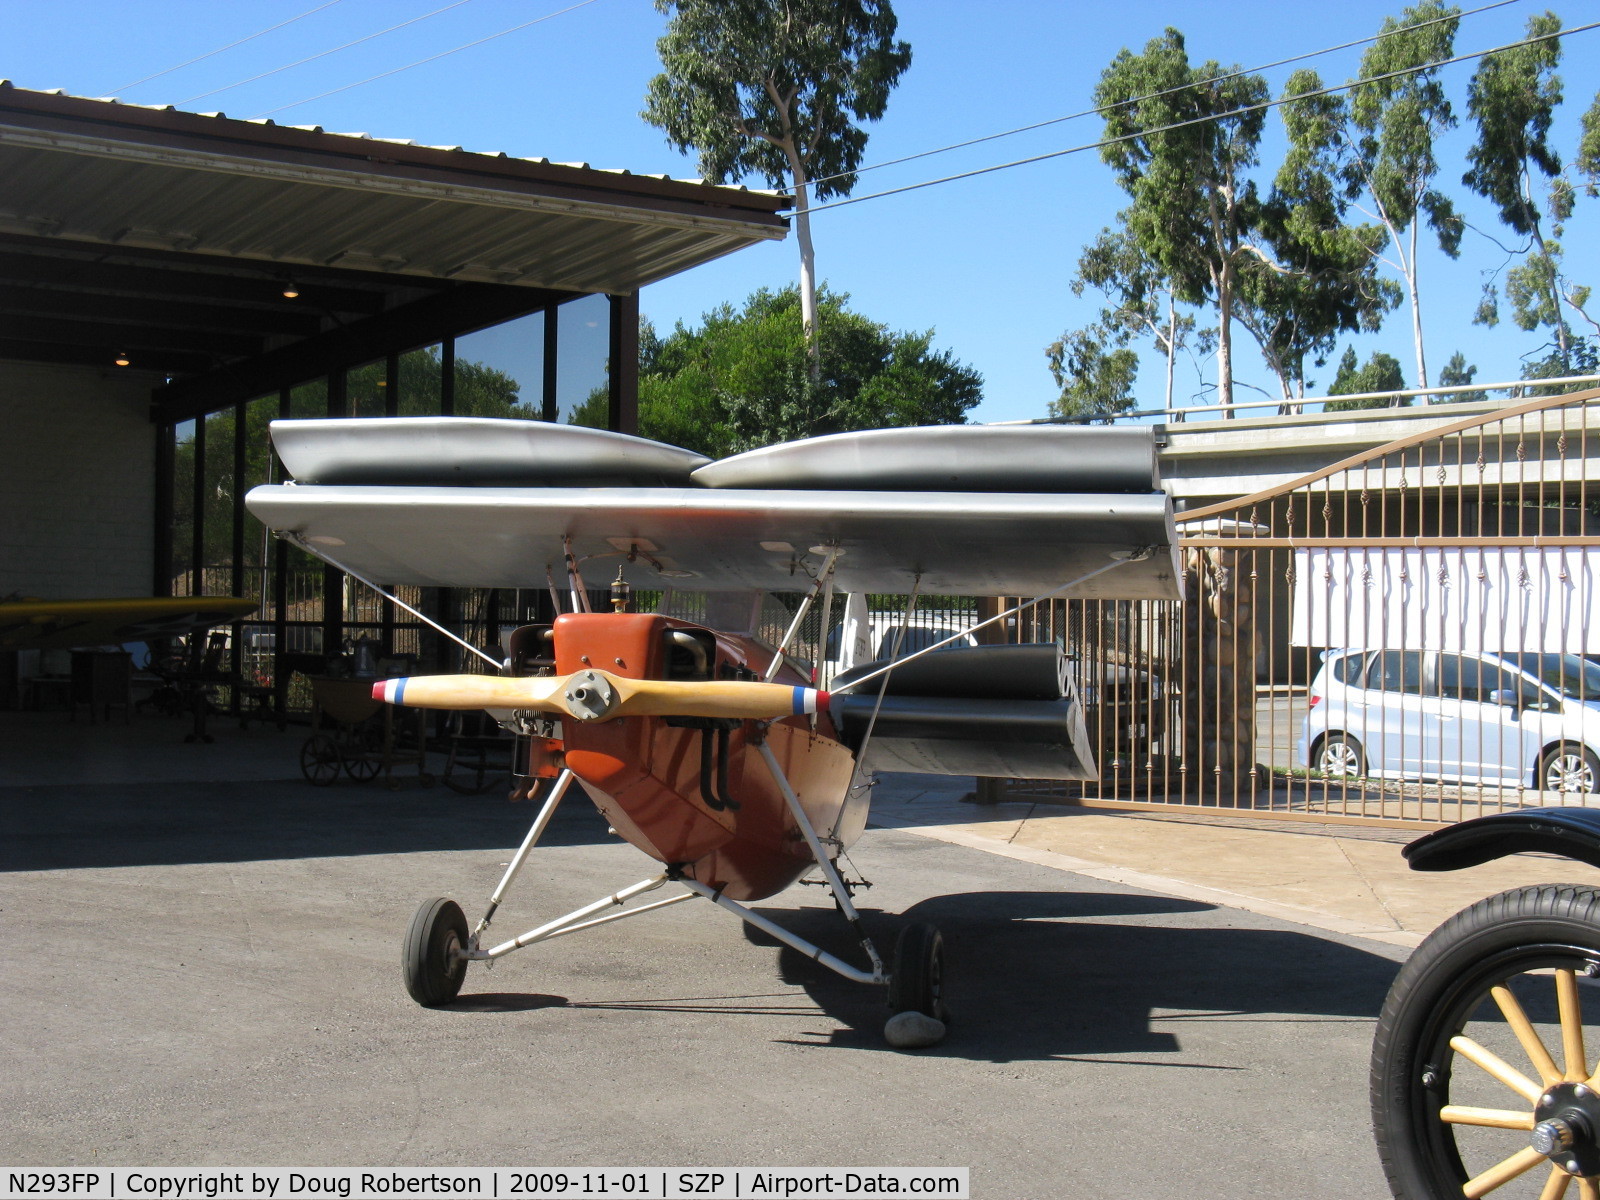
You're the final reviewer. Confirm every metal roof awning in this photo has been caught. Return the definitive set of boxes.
[0,83,789,416]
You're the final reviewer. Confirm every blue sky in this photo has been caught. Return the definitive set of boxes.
[5,0,1600,424]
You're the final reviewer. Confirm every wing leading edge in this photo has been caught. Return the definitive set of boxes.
[246,483,1180,598]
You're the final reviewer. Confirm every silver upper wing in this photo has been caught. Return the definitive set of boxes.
[246,420,1182,599]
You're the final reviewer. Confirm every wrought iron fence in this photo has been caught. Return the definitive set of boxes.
[1003,384,1600,827]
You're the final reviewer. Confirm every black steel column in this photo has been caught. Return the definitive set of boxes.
[273,388,290,717]
[608,293,639,434]
[152,421,174,597]
[542,304,559,422]
[190,417,206,599]
[230,398,248,701]
[321,371,346,658]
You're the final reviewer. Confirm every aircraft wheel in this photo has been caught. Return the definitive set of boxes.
[299,735,341,786]
[1540,745,1600,794]
[403,897,469,1007]
[888,921,947,1021]
[1371,885,1600,1200]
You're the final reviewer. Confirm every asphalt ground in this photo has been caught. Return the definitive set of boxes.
[0,759,1403,1199]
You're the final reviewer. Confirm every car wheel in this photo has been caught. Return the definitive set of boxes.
[1371,885,1600,1199]
[1316,733,1366,778]
[1539,745,1600,794]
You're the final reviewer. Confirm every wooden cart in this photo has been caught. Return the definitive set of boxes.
[301,675,433,789]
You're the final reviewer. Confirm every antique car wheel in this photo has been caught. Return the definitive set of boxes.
[1372,885,1600,1199]
[402,897,469,1007]
[1540,745,1600,794]
[340,727,383,783]
[888,921,947,1022]
[299,734,342,786]
[1316,732,1366,779]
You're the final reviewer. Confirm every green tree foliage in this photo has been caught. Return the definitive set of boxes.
[1094,28,1270,414]
[1463,12,1575,368]
[1438,349,1485,403]
[1045,326,1140,421]
[642,0,911,373]
[569,287,981,456]
[1278,4,1462,390]
[1053,225,1201,413]
[1238,68,1399,408]
[1325,346,1408,410]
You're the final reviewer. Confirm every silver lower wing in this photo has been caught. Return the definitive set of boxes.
[245,484,1182,599]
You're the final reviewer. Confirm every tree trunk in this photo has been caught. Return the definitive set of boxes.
[1163,292,1177,412]
[1216,259,1235,417]
[784,148,822,384]
[1406,220,1429,397]
[1181,543,1260,804]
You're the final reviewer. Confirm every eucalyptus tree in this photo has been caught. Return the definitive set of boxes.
[1463,11,1573,369]
[1239,70,1399,409]
[1045,324,1141,421]
[642,0,911,378]
[1306,2,1463,392]
[1325,346,1408,411]
[1056,225,1201,413]
[1094,29,1270,414]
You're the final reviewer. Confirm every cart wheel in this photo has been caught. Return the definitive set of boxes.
[403,897,469,1007]
[299,735,342,786]
[444,761,492,795]
[339,728,382,783]
[1371,885,1600,1199]
[887,921,947,1022]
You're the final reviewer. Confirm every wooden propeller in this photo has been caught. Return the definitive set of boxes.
[371,670,829,723]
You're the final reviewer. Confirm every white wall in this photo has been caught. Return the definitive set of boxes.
[0,362,156,597]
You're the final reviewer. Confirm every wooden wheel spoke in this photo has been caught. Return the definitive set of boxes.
[1440,1105,1536,1130]
[1495,984,1564,1085]
[1453,1034,1549,1104]
[1557,969,1589,1081]
[1540,1167,1573,1200]
[1465,1147,1553,1197]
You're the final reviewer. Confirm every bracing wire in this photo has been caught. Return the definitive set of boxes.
[792,19,1600,217]
[109,0,346,95]
[794,0,1520,199]
[249,0,605,119]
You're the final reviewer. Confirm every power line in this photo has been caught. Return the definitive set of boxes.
[177,0,478,107]
[794,18,1600,218]
[109,0,346,94]
[798,0,1520,198]
[249,0,605,119]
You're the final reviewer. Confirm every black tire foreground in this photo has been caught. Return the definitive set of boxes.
[1372,885,1600,1199]
[404,896,469,1007]
[888,921,947,1024]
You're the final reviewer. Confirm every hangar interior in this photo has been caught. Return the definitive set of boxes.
[0,82,786,713]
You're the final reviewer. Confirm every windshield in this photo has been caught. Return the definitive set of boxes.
[1494,652,1600,700]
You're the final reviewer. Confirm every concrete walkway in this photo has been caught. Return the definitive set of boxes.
[869,776,1599,950]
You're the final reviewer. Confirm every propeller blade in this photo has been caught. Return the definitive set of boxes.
[372,670,828,723]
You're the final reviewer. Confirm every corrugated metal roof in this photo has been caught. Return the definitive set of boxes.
[0,82,788,295]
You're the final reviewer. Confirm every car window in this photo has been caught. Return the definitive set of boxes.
[1495,652,1600,701]
[1365,650,1424,695]
[1437,654,1513,702]
[1330,652,1367,685]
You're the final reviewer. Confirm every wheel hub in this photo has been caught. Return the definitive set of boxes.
[1534,1081,1600,1177]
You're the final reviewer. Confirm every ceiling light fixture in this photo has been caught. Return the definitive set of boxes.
[114,351,131,367]
[281,278,301,299]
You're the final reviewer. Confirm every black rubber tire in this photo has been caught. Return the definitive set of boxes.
[299,734,341,786]
[1371,885,1600,1199]
[887,921,947,1022]
[1539,744,1600,794]
[402,897,469,1007]
[1315,732,1366,779]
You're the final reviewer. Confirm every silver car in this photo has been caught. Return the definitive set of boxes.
[1298,649,1600,791]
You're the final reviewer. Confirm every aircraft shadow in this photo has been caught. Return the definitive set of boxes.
[0,778,613,871]
[747,890,1401,1063]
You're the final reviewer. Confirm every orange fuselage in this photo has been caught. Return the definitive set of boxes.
[553,612,858,902]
